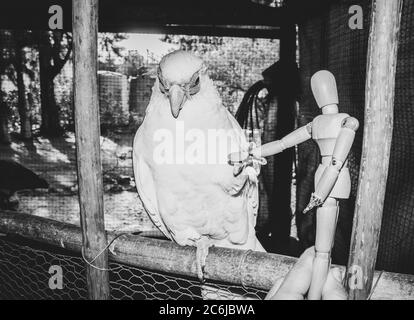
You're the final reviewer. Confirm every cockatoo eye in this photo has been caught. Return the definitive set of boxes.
[194,76,200,86]
[187,76,201,96]
[157,67,170,95]
[159,80,169,95]
[158,71,201,98]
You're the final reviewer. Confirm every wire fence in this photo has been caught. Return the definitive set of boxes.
[0,236,267,300]
[0,237,88,299]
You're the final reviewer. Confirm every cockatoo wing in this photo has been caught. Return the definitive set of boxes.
[216,108,262,250]
[133,127,172,240]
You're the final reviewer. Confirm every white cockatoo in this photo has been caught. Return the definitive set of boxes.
[133,50,265,281]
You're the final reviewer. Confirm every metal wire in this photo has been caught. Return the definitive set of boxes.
[0,237,267,300]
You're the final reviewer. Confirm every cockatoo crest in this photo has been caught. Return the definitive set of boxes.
[159,50,206,84]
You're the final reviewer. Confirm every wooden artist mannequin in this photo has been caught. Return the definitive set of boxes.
[229,70,359,300]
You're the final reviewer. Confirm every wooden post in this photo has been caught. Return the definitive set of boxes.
[72,0,110,299]
[346,0,403,300]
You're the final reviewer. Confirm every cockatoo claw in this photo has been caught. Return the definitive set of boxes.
[233,164,244,177]
[196,262,205,283]
[196,238,211,283]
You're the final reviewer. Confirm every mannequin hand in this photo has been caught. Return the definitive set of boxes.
[227,143,267,177]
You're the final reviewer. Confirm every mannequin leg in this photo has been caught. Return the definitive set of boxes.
[308,197,339,300]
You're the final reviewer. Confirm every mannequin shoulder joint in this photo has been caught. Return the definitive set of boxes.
[342,117,359,131]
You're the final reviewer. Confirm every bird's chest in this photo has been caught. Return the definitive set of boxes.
[142,119,234,214]
[142,110,238,170]
[148,160,231,242]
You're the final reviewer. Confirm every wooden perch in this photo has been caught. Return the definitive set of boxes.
[0,210,413,300]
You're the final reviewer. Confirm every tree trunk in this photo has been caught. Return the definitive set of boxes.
[15,34,31,140]
[0,31,10,144]
[40,76,61,136]
[39,31,62,137]
[0,97,11,145]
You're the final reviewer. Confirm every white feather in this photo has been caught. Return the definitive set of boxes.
[133,51,264,252]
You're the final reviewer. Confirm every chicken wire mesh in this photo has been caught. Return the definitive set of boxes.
[0,236,267,300]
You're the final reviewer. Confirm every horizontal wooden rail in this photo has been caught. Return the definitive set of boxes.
[0,210,413,300]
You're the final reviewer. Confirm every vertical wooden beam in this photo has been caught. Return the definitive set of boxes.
[346,0,403,300]
[72,0,110,299]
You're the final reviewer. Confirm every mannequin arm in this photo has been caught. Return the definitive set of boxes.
[304,117,359,213]
[252,122,313,158]
[228,123,312,164]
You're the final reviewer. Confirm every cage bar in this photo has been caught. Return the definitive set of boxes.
[346,0,404,300]
[72,0,110,299]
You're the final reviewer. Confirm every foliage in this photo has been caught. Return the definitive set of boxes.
[41,31,73,80]
[118,50,146,77]
[162,35,279,113]
[54,62,73,131]
[0,30,41,136]
[98,33,128,71]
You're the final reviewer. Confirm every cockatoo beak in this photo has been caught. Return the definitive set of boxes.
[169,84,186,118]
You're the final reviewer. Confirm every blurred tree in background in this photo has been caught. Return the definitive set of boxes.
[0,30,13,144]
[0,30,39,143]
[98,33,128,72]
[0,31,128,141]
[38,31,72,137]
[13,30,37,140]
[118,50,146,77]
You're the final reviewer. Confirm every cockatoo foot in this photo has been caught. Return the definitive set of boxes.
[196,238,211,283]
